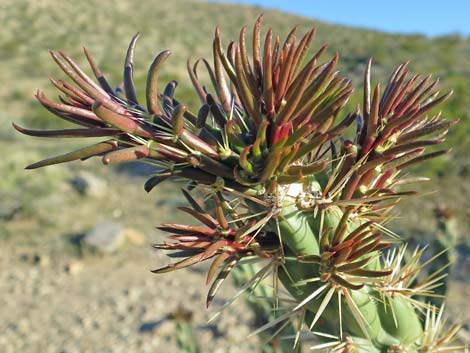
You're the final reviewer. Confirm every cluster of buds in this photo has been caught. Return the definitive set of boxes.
[151,191,279,307]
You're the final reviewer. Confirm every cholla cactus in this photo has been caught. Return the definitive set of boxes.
[15,16,465,353]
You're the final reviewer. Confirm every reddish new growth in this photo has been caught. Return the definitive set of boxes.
[152,192,279,306]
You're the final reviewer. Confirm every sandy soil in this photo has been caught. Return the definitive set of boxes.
[0,242,260,353]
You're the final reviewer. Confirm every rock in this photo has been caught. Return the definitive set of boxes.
[122,288,140,301]
[83,221,126,253]
[33,254,50,267]
[19,253,50,267]
[64,261,83,275]
[125,228,146,246]
[113,208,123,218]
[70,171,107,198]
[0,198,22,220]
[19,253,30,262]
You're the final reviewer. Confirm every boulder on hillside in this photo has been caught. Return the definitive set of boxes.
[70,171,107,198]
[83,221,126,254]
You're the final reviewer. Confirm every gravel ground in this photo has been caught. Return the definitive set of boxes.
[1,241,468,353]
[0,168,263,353]
[0,243,260,353]
[1,169,468,353]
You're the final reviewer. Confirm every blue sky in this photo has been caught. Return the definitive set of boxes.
[211,0,470,37]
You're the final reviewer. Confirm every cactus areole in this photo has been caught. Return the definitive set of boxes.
[16,16,463,353]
